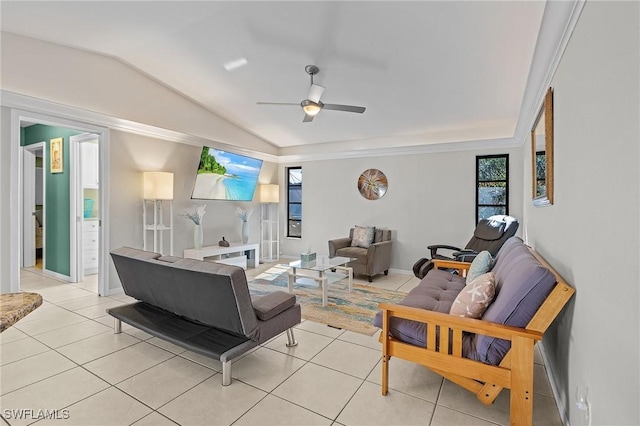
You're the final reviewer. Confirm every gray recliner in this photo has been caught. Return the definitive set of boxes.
[412,215,519,279]
[329,228,392,282]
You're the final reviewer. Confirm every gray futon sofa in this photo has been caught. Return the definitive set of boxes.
[108,247,301,385]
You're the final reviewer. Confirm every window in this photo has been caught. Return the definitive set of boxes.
[287,167,302,238]
[535,150,546,197]
[476,154,509,223]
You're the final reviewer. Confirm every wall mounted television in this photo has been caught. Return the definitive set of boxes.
[191,147,263,201]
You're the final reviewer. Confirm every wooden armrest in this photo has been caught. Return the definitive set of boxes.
[378,303,542,342]
[430,258,471,269]
[430,258,472,276]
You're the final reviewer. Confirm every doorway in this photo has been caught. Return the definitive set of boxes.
[12,110,109,296]
[22,142,45,270]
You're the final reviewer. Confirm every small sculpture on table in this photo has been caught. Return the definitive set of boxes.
[218,237,230,247]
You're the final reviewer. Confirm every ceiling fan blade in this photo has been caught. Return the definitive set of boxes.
[322,104,366,113]
[256,102,299,106]
[302,114,315,123]
[307,84,325,103]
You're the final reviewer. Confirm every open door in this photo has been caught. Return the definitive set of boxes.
[22,142,45,268]
[70,133,100,288]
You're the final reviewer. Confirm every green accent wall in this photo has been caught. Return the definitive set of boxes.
[22,125,82,276]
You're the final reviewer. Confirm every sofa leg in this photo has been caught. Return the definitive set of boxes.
[368,276,373,283]
[114,318,122,334]
[222,361,232,386]
[384,270,389,275]
[286,328,298,347]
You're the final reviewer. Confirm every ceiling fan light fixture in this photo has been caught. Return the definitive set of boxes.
[301,100,322,116]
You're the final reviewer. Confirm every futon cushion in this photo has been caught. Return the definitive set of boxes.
[466,251,493,283]
[252,291,296,321]
[351,226,376,248]
[373,270,465,346]
[470,238,557,365]
[450,272,496,319]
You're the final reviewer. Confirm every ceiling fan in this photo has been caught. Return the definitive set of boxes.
[257,65,366,122]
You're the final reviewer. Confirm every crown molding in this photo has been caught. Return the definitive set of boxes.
[1,90,280,164]
[513,0,586,147]
[276,137,519,164]
[2,90,522,163]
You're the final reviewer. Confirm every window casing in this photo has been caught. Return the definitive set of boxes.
[476,154,509,223]
[287,167,302,238]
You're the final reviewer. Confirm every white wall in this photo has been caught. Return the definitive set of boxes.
[523,2,639,424]
[280,146,523,272]
[108,130,276,290]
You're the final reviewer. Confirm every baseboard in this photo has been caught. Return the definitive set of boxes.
[539,341,571,426]
[106,286,125,297]
[43,269,71,283]
[388,268,413,276]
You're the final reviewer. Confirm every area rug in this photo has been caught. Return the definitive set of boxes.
[248,267,406,336]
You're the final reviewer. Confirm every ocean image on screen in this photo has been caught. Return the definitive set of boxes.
[191,147,263,201]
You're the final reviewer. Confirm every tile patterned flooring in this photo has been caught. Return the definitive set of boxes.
[0,265,563,425]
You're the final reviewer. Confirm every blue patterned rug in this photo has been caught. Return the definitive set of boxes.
[248,267,406,335]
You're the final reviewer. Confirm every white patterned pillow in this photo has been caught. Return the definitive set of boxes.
[450,272,496,319]
[351,226,376,248]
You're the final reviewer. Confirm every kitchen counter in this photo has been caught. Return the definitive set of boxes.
[0,292,43,332]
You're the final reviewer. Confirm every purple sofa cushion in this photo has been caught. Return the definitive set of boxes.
[373,270,465,346]
[469,237,557,365]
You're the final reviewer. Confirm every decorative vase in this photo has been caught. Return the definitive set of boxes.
[194,224,203,250]
[241,221,249,244]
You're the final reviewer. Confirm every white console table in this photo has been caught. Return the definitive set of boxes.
[183,243,260,269]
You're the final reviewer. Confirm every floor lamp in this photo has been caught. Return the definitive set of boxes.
[259,184,279,262]
[143,171,174,255]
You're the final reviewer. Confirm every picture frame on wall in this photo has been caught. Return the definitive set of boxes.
[530,87,554,207]
[50,137,63,173]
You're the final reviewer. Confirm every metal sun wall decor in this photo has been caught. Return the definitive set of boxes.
[358,169,388,200]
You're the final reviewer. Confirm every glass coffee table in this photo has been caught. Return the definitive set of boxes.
[285,256,354,307]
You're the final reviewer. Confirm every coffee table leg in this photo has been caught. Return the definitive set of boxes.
[320,274,328,307]
[347,267,353,292]
[288,267,296,293]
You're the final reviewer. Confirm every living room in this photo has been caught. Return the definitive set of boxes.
[1,1,638,425]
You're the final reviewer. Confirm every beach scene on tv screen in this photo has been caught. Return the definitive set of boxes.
[192,148,263,201]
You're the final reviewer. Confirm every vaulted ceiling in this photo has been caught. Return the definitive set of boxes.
[1,1,548,152]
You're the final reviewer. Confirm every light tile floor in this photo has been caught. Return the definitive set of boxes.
[0,265,562,426]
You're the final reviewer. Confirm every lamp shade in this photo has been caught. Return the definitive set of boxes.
[143,172,174,200]
[259,184,279,203]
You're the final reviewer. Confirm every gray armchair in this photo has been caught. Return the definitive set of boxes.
[328,228,392,282]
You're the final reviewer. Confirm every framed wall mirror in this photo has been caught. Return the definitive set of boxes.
[531,87,554,206]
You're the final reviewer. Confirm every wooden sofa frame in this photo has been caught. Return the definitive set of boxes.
[378,248,574,425]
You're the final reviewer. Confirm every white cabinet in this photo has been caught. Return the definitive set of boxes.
[143,199,173,255]
[83,220,99,274]
[80,142,99,188]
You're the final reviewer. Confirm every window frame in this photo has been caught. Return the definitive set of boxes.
[475,154,509,224]
[286,166,302,238]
